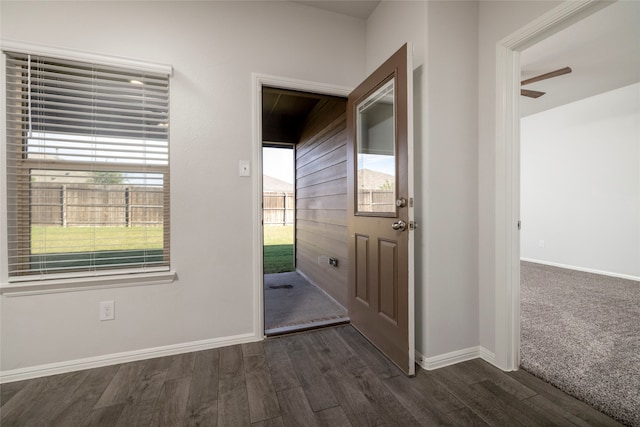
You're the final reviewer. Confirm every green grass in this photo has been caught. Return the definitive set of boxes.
[31,226,164,254]
[28,226,165,272]
[31,224,294,273]
[264,225,294,274]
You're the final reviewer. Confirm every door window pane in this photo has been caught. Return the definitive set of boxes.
[356,79,395,214]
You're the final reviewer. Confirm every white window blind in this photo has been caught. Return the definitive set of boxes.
[4,51,170,280]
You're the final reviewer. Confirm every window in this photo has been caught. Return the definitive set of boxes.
[4,51,171,281]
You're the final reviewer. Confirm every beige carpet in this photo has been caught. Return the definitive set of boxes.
[520,261,640,426]
[264,271,348,334]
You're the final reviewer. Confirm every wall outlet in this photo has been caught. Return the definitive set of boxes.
[539,240,545,248]
[99,300,115,321]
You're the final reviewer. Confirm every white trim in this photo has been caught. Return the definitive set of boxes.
[0,52,8,286]
[251,75,265,340]
[0,39,173,76]
[415,346,496,371]
[251,73,352,339]
[0,332,258,384]
[253,73,351,99]
[494,39,522,372]
[0,270,177,296]
[406,42,416,377]
[479,346,497,366]
[521,258,640,282]
[494,0,610,371]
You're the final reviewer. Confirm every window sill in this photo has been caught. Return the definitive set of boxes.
[0,270,177,297]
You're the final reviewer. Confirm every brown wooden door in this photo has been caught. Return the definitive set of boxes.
[347,44,415,375]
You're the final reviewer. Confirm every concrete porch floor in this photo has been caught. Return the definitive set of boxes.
[264,271,348,335]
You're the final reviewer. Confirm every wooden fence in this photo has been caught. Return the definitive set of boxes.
[31,183,164,227]
[32,186,391,227]
[263,191,294,225]
[357,190,395,212]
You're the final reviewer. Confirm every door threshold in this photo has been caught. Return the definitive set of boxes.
[265,318,350,337]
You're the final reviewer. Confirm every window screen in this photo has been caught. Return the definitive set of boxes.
[4,52,170,280]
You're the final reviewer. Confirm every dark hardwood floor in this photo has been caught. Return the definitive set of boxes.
[0,325,623,426]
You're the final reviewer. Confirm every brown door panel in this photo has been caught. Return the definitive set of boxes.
[348,44,413,375]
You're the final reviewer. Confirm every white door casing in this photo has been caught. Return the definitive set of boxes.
[494,0,611,370]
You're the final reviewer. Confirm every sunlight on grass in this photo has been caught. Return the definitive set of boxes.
[31,226,164,254]
[263,225,293,245]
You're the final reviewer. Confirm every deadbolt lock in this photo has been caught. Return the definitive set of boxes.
[395,198,407,208]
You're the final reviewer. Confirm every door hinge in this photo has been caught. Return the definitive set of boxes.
[518,220,521,230]
[409,221,418,230]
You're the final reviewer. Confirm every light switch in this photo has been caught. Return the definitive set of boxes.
[239,160,250,177]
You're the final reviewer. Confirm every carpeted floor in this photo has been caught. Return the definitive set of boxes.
[264,271,348,334]
[520,261,640,426]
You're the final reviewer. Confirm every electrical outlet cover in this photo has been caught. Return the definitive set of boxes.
[99,300,115,321]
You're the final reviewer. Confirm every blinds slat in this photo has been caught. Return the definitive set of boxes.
[7,79,169,101]
[8,105,168,121]
[6,55,169,83]
[20,71,169,91]
[19,115,168,131]
[10,119,169,136]
[6,134,169,149]
[6,87,169,111]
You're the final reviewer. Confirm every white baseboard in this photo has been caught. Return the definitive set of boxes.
[0,332,260,384]
[521,258,640,282]
[479,346,497,366]
[415,346,496,371]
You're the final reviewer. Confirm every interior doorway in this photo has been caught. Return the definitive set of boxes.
[261,86,349,336]
[517,3,640,424]
[493,0,611,371]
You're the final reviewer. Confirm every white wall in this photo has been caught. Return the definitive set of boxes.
[0,1,366,373]
[367,1,480,359]
[477,0,561,354]
[521,83,640,279]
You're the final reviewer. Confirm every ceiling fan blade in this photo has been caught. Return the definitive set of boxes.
[521,67,572,86]
[521,89,546,98]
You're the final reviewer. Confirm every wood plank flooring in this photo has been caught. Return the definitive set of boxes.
[0,325,624,426]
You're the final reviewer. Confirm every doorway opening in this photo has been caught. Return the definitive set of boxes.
[262,145,295,275]
[493,0,611,371]
[261,86,349,336]
[517,2,640,424]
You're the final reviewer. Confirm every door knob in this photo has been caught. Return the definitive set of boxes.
[391,220,406,231]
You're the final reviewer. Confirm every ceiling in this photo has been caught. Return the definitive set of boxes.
[520,1,640,117]
[288,1,639,118]
[262,87,346,144]
[293,0,380,19]
[262,87,321,144]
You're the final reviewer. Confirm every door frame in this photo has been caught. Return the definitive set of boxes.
[494,0,611,370]
[251,74,352,338]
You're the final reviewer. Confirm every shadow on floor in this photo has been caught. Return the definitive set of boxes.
[264,271,348,335]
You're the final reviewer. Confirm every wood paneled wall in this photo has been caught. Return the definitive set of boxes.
[295,98,348,308]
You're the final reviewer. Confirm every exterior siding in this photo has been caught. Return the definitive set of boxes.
[295,98,348,307]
